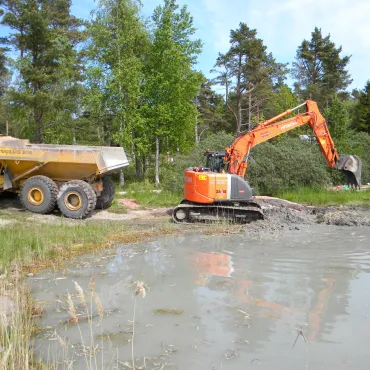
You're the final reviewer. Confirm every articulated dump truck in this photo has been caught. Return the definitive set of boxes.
[0,135,129,219]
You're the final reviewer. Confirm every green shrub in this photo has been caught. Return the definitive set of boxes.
[158,131,370,196]
[335,131,370,185]
[161,132,235,193]
[247,137,332,195]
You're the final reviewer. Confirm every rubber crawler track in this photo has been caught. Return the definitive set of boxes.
[172,201,264,224]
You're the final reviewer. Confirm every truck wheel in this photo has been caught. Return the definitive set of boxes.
[95,176,115,210]
[57,180,97,219]
[20,176,58,214]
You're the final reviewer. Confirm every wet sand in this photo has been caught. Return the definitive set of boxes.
[30,224,370,369]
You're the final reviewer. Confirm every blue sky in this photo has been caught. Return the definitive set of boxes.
[3,0,370,91]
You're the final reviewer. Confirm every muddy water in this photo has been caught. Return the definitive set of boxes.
[30,225,370,369]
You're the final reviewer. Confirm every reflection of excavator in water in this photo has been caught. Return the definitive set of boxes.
[193,250,335,342]
[172,100,362,223]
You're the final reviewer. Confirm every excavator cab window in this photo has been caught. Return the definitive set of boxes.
[205,152,227,173]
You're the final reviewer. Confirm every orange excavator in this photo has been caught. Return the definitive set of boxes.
[172,100,362,223]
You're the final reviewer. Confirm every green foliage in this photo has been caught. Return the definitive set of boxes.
[247,137,332,195]
[335,131,370,185]
[292,27,352,108]
[352,80,370,133]
[195,76,229,140]
[212,22,288,133]
[1,0,85,142]
[160,133,370,197]
[142,0,202,183]
[263,84,298,118]
[0,45,9,98]
[85,0,149,150]
[161,132,235,193]
[323,95,350,140]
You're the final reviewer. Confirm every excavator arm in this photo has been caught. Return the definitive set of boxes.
[225,100,362,188]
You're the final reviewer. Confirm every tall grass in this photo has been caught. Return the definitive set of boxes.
[0,221,129,272]
[277,187,370,206]
[0,280,35,370]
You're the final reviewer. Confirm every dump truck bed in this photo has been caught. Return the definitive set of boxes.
[0,136,129,190]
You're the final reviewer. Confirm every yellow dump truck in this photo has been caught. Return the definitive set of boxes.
[0,135,129,219]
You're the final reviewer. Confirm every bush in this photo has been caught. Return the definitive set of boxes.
[335,131,370,185]
[247,137,332,195]
[160,131,369,196]
[161,132,235,193]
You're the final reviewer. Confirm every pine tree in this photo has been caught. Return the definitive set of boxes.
[0,43,10,134]
[195,76,228,142]
[1,0,84,143]
[292,27,352,108]
[352,81,370,133]
[212,23,287,134]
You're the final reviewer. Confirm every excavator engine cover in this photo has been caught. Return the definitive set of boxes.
[184,169,254,203]
[172,169,263,224]
[335,154,362,189]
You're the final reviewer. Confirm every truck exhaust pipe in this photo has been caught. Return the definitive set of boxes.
[335,154,362,189]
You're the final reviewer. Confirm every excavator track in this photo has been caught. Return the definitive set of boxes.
[172,201,264,224]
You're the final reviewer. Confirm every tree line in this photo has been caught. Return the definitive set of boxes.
[0,0,369,186]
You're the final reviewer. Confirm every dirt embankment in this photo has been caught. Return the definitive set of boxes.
[1,193,370,231]
[255,196,370,227]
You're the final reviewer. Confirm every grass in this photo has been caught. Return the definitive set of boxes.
[277,187,370,206]
[0,217,182,274]
[116,180,182,207]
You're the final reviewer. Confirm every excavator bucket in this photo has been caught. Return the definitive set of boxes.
[335,154,362,189]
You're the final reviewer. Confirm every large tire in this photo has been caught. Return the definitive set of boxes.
[95,176,115,210]
[57,180,97,219]
[20,176,58,214]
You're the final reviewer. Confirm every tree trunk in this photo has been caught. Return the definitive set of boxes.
[144,156,150,177]
[195,115,199,144]
[155,136,160,187]
[119,169,125,188]
[248,92,252,131]
[135,157,143,179]
[103,120,111,146]
[237,98,242,134]
[35,116,41,143]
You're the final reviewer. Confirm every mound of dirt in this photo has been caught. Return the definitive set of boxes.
[246,197,370,239]
[314,207,370,227]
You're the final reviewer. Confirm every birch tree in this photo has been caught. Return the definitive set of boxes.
[142,0,202,186]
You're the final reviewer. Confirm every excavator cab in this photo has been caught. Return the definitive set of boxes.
[205,151,227,173]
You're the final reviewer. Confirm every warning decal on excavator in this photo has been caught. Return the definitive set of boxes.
[198,175,208,181]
